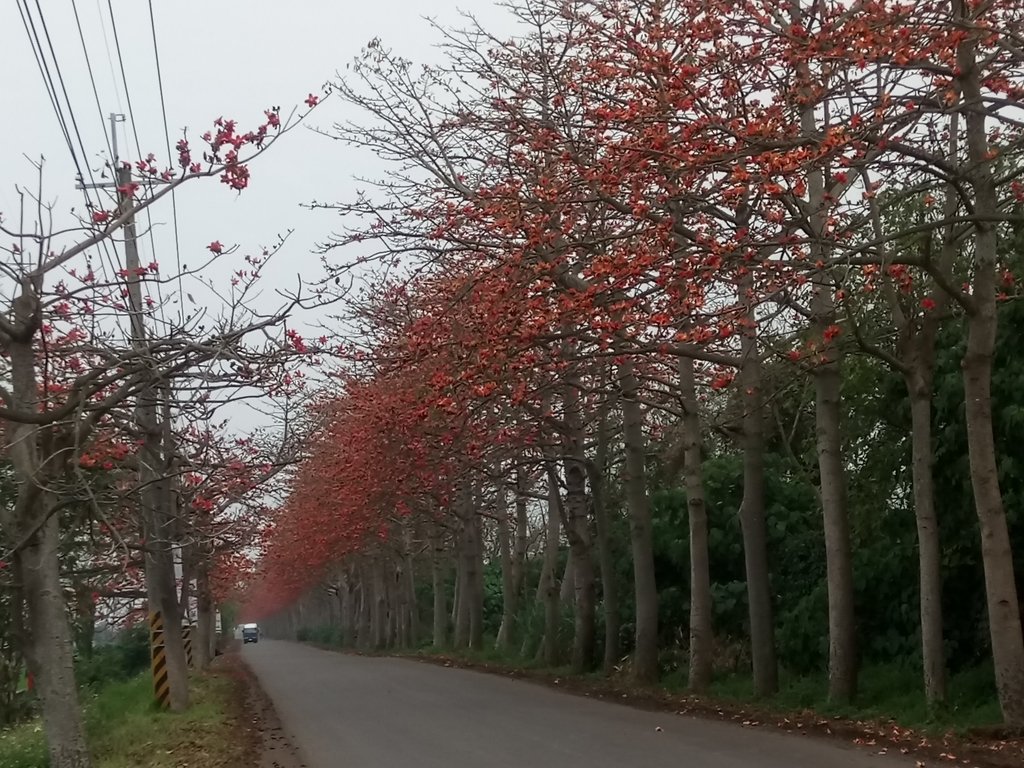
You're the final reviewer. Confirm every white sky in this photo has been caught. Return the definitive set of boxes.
[1,0,515,429]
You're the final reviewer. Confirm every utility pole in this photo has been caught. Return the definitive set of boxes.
[77,114,126,191]
[117,162,191,711]
[79,114,192,710]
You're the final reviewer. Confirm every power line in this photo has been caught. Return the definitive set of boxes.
[32,0,100,191]
[94,0,123,119]
[71,0,114,163]
[147,0,184,322]
[17,0,84,184]
[19,0,126,328]
[105,0,143,162]
[104,0,173,333]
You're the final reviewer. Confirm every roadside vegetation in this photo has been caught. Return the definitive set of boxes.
[0,669,241,768]
[251,0,1024,746]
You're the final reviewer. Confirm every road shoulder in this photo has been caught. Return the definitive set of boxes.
[220,650,306,768]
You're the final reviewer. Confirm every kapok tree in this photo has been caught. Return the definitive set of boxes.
[0,96,322,767]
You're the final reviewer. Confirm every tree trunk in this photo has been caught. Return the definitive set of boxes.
[453,518,470,649]
[142,502,190,711]
[194,554,215,670]
[466,509,485,651]
[393,565,405,649]
[963,310,1024,725]
[72,586,97,659]
[372,561,387,650]
[889,114,958,707]
[512,466,529,596]
[905,372,947,705]
[737,275,779,697]
[958,19,1024,724]
[559,550,575,604]
[588,453,620,677]
[678,355,714,693]
[811,298,858,703]
[20,512,92,768]
[431,528,448,648]
[496,487,518,654]
[541,464,562,667]
[451,545,464,642]
[619,360,659,684]
[5,296,92,768]
[563,384,596,673]
[590,392,621,676]
[791,0,857,703]
[138,386,190,711]
[340,568,356,648]
[405,543,419,648]
[357,569,372,650]
[812,312,858,705]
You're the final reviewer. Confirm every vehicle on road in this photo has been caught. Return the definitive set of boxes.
[242,623,260,644]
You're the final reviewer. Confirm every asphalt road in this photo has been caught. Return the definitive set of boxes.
[243,640,918,768]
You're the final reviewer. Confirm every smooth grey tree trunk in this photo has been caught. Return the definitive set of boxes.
[678,355,714,693]
[907,384,946,704]
[5,294,92,768]
[541,465,562,667]
[453,516,470,649]
[340,568,356,648]
[372,561,387,649]
[564,499,596,673]
[559,550,575,604]
[793,28,858,700]
[513,467,529,597]
[737,274,779,697]
[357,570,372,650]
[431,527,448,647]
[405,541,419,648]
[957,19,1024,725]
[563,384,596,673]
[588,436,621,677]
[194,554,215,670]
[20,512,91,768]
[495,487,518,654]
[619,360,659,683]
[466,509,485,651]
[811,283,858,704]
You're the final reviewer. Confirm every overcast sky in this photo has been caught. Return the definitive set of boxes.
[1,0,515,428]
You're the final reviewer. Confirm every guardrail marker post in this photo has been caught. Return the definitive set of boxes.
[182,625,193,668]
[149,611,170,708]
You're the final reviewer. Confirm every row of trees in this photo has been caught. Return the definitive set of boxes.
[247,0,1024,728]
[1,102,323,766]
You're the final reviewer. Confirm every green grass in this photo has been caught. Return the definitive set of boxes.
[675,662,1001,734]
[0,673,240,768]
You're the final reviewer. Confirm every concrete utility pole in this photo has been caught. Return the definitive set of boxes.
[79,116,191,710]
[116,162,191,710]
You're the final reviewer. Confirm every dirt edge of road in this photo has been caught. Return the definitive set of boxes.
[307,643,1022,768]
[216,647,307,768]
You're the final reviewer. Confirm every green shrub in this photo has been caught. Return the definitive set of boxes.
[296,625,342,646]
[76,627,150,691]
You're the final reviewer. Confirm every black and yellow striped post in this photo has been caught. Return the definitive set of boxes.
[182,625,193,668]
[149,611,170,708]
